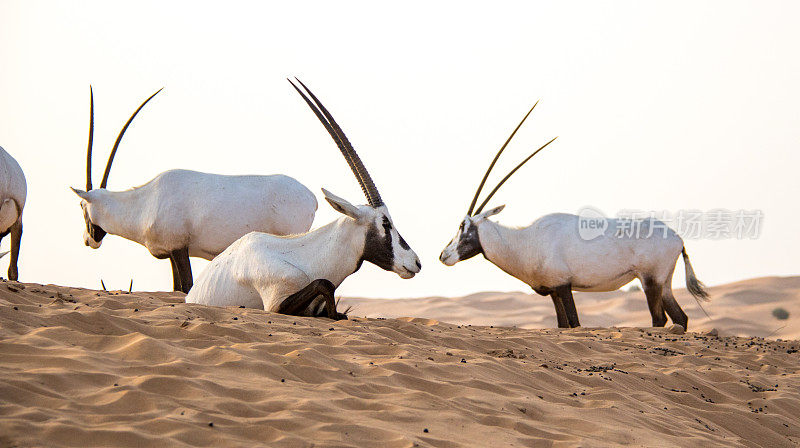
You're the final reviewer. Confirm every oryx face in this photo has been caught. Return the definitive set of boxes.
[363,205,420,279]
[73,192,106,248]
[440,205,505,266]
[323,189,421,279]
[440,216,482,266]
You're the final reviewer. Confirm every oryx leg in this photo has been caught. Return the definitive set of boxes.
[642,277,668,327]
[661,273,688,329]
[555,285,580,328]
[169,248,193,293]
[277,279,345,320]
[169,256,181,291]
[7,219,22,281]
[549,293,570,328]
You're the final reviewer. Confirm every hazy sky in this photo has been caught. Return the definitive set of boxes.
[1,1,798,298]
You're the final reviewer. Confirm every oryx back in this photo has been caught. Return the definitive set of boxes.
[134,169,317,259]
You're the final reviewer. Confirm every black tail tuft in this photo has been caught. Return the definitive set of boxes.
[682,248,710,302]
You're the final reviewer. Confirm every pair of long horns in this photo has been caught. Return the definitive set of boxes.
[288,78,383,208]
[86,86,163,191]
[467,101,558,216]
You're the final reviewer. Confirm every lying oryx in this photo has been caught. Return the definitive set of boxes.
[0,146,26,281]
[186,79,421,319]
[439,102,709,329]
[71,87,317,293]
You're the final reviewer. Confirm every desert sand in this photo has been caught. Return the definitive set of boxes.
[344,276,800,341]
[1,277,798,447]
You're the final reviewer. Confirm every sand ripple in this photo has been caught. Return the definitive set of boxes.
[0,280,798,447]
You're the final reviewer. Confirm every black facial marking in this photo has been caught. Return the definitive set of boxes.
[82,206,106,243]
[87,220,107,243]
[456,222,482,261]
[398,235,410,250]
[362,219,394,272]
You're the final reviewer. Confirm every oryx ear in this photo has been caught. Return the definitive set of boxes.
[0,251,7,259]
[474,205,505,220]
[70,187,94,201]
[322,188,362,220]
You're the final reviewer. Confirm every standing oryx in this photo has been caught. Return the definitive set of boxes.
[71,87,317,293]
[439,102,709,329]
[0,147,26,281]
[186,79,421,319]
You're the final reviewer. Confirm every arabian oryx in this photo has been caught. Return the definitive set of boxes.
[0,147,26,281]
[186,79,421,319]
[71,87,317,293]
[439,102,709,329]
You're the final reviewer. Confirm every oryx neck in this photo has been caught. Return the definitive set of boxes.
[89,188,146,244]
[477,219,529,280]
[295,216,366,287]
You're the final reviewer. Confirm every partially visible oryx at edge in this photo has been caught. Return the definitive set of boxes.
[439,102,709,330]
[186,79,421,319]
[0,146,26,281]
[71,87,317,293]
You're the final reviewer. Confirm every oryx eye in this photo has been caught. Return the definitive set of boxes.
[382,216,392,233]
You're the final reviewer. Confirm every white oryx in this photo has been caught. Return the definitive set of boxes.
[186,79,421,319]
[71,87,317,293]
[0,146,26,281]
[440,103,709,329]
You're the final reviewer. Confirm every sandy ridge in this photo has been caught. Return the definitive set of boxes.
[343,276,800,340]
[0,279,798,447]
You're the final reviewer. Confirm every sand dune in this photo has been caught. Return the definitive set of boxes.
[0,277,798,447]
[343,276,800,340]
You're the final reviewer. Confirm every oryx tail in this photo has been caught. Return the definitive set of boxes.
[682,247,710,302]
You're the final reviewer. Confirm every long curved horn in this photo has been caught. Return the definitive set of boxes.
[474,136,558,214]
[294,78,383,206]
[99,88,163,189]
[289,78,383,207]
[86,86,95,191]
[467,101,539,216]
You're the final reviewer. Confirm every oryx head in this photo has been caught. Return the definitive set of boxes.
[70,86,162,249]
[290,78,421,279]
[440,101,557,266]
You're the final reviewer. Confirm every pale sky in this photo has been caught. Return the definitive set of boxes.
[1,1,798,298]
